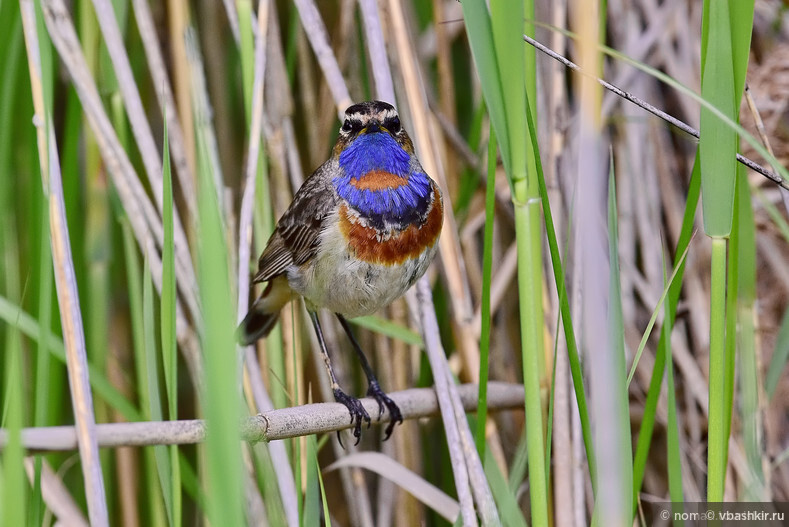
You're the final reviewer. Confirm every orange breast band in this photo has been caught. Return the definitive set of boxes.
[349,170,409,191]
[338,187,443,266]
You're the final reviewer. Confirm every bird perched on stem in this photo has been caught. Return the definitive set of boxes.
[239,100,443,442]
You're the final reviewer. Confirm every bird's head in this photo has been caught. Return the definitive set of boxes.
[333,101,415,157]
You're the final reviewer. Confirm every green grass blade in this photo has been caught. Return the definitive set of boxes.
[663,258,683,506]
[476,124,496,456]
[729,0,755,100]
[143,258,174,524]
[602,162,633,523]
[1,328,25,527]
[735,166,767,499]
[160,116,182,527]
[490,0,526,188]
[197,108,244,527]
[350,315,423,349]
[237,0,255,125]
[626,238,693,388]
[302,435,319,527]
[0,295,141,421]
[121,220,167,525]
[459,0,510,176]
[29,457,43,527]
[766,307,789,399]
[484,446,528,527]
[632,156,700,506]
[317,456,331,527]
[700,0,737,237]
[722,178,741,475]
[531,103,596,490]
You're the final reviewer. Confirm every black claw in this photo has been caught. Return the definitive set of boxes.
[333,388,371,446]
[367,381,403,441]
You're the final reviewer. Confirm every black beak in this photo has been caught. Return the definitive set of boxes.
[365,122,381,133]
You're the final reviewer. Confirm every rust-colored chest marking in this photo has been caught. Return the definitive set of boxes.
[338,184,443,266]
[349,170,409,191]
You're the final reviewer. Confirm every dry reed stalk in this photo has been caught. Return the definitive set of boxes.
[292,0,353,117]
[130,0,197,217]
[21,3,108,524]
[40,0,204,384]
[166,0,195,180]
[89,0,198,296]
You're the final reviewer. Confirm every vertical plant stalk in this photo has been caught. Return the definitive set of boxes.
[416,279,478,527]
[699,0,748,501]
[122,222,167,526]
[572,1,633,523]
[21,2,108,525]
[462,0,549,522]
[515,194,549,526]
[357,0,395,103]
[386,0,496,521]
[291,0,352,117]
[166,0,195,175]
[707,237,728,501]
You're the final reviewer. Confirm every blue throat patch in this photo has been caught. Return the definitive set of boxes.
[335,132,432,228]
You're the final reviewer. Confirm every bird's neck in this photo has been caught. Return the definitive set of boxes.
[337,132,411,179]
[334,133,432,229]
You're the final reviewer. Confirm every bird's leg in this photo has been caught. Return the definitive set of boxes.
[308,310,370,445]
[336,314,403,440]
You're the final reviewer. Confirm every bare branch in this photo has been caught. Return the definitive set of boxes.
[1,383,524,451]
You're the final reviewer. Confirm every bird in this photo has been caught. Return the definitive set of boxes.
[238,100,443,442]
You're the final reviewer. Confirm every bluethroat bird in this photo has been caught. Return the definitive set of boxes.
[238,101,443,442]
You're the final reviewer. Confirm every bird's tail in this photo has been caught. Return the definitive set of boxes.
[237,276,292,345]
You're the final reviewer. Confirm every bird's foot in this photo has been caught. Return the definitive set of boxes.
[367,381,403,440]
[333,388,371,447]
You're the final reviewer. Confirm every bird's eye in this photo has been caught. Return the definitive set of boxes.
[387,116,401,133]
[342,119,352,132]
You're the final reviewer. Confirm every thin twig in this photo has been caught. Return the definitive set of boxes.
[523,33,789,191]
[0,383,525,451]
[743,83,789,216]
[21,4,108,524]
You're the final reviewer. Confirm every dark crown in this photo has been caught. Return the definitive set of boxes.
[340,100,402,137]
